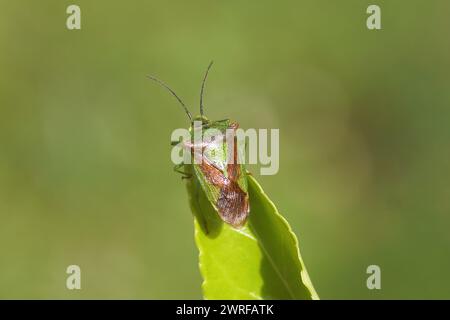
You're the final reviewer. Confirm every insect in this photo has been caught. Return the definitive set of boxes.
[147,62,250,228]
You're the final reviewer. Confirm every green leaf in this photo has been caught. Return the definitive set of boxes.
[186,173,319,300]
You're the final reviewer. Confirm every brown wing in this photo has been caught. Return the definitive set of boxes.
[196,122,250,228]
[217,182,249,228]
[217,122,250,228]
[227,135,240,181]
[199,158,249,228]
[198,160,228,188]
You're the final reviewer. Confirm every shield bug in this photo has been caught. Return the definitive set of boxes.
[147,62,250,228]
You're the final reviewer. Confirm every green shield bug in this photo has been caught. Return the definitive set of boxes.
[148,62,250,228]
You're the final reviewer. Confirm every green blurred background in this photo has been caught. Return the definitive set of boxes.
[0,0,449,299]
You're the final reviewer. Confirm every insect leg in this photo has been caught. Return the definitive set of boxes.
[173,163,192,179]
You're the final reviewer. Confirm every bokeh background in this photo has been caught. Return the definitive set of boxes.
[0,0,449,299]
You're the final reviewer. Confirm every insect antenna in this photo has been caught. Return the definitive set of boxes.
[147,75,193,122]
[200,61,214,117]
